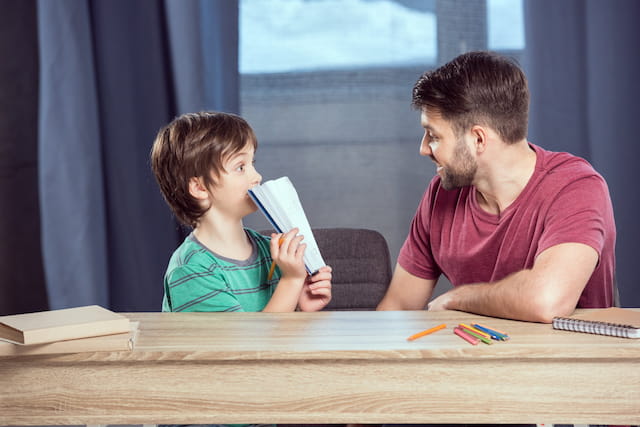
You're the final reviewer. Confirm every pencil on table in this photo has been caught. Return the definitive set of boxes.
[459,323,491,339]
[474,323,510,340]
[459,324,493,345]
[454,326,479,345]
[407,323,447,341]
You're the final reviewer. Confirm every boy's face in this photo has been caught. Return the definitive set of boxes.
[209,143,262,218]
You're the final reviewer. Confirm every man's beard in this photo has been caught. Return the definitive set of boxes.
[439,138,477,190]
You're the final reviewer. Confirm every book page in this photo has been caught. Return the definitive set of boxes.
[249,177,326,273]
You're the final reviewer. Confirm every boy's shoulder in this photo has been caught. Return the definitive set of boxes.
[169,229,271,268]
[168,233,214,270]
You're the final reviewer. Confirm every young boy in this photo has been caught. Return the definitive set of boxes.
[151,111,332,312]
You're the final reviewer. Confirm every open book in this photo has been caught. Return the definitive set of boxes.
[552,307,640,339]
[0,305,131,345]
[248,176,326,274]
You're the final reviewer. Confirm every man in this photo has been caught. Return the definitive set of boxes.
[377,51,616,323]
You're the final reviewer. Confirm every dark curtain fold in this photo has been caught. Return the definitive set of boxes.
[37,0,239,311]
[524,0,640,307]
[0,0,48,315]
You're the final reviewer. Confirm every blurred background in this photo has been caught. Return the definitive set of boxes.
[1,0,638,315]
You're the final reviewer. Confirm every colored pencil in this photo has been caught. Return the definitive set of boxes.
[474,323,510,340]
[407,323,447,341]
[267,237,285,280]
[472,323,505,341]
[459,324,493,345]
[454,326,479,345]
[459,323,491,339]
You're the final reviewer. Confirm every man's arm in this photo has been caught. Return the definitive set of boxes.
[427,242,599,323]
[377,263,438,310]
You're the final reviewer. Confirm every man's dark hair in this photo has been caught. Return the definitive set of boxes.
[412,51,529,143]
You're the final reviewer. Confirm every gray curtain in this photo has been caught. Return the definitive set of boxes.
[37,0,239,311]
[524,0,640,306]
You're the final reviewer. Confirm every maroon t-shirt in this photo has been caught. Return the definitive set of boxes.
[398,143,616,308]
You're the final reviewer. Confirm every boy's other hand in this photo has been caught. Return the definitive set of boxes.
[271,228,307,281]
[298,265,332,312]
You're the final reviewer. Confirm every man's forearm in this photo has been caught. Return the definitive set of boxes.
[428,269,573,323]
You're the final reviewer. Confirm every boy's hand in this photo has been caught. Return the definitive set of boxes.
[298,265,332,312]
[271,228,307,281]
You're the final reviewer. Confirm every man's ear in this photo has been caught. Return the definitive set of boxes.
[470,125,488,153]
[188,177,210,200]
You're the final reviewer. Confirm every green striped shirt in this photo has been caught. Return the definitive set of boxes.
[162,229,280,312]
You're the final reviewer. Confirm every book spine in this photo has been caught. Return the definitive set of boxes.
[552,317,633,338]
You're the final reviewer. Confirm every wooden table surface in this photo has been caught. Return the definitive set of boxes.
[1,309,639,425]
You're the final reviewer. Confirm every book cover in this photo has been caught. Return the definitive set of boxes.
[0,321,139,357]
[248,176,326,274]
[0,305,131,345]
[552,307,640,338]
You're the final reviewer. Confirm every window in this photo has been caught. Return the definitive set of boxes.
[239,0,525,146]
[240,0,525,266]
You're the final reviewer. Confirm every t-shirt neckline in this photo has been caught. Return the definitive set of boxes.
[470,143,543,224]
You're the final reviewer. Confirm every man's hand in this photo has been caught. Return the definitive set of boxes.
[426,289,457,311]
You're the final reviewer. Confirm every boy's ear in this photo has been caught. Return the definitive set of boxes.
[188,177,210,200]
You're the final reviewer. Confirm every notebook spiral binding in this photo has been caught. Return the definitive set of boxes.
[552,316,635,338]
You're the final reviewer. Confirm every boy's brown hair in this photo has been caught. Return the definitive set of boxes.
[150,111,257,228]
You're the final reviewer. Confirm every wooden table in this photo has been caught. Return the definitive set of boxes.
[1,310,639,425]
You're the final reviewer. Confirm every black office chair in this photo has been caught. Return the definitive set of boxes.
[260,227,392,311]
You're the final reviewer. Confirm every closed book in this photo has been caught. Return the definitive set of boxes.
[552,307,640,339]
[0,305,130,345]
[0,321,139,356]
[248,176,326,274]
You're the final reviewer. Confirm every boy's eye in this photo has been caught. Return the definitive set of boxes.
[236,164,245,172]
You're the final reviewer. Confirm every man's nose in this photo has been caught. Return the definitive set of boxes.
[419,136,431,157]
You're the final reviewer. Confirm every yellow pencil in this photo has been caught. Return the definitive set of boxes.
[407,323,447,341]
[459,323,491,339]
[267,237,285,280]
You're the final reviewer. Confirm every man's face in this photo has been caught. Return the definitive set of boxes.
[419,109,477,190]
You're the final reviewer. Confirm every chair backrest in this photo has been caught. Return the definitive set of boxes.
[260,227,392,310]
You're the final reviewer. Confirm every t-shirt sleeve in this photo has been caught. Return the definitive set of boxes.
[537,174,612,259]
[397,179,442,280]
[164,264,244,312]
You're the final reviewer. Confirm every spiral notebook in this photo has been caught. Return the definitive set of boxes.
[552,307,640,338]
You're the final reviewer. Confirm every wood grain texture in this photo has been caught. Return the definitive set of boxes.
[1,310,639,425]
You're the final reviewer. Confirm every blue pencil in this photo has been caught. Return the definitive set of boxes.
[473,323,509,341]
